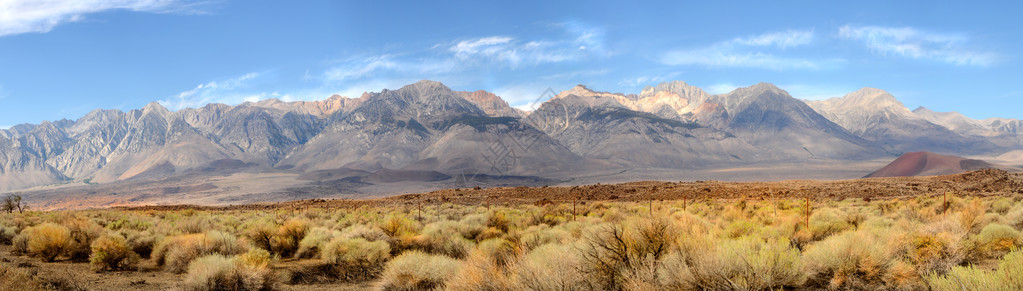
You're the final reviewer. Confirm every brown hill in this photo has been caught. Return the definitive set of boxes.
[865,151,995,178]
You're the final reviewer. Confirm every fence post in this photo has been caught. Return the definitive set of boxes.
[805,197,811,229]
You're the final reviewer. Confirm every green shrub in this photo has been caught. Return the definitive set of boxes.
[972,223,1022,258]
[378,251,460,291]
[927,249,1023,290]
[0,226,16,245]
[89,232,140,272]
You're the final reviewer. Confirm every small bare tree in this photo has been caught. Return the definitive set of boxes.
[2,194,26,213]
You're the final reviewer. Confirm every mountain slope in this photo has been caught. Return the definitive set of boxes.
[279,80,579,176]
[713,83,879,160]
[807,88,997,154]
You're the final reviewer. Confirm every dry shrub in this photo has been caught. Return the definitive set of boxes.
[658,236,804,290]
[341,224,389,242]
[517,225,570,251]
[575,223,632,290]
[120,229,158,259]
[487,211,512,233]
[809,208,853,241]
[244,221,277,254]
[803,229,895,289]
[175,216,213,234]
[898,218,966,276]
[89,232,140,272]
[447,250,520,290]
[0,263,47,291]
[413,221,474,259]
[958,199,987,232]
[378,251,461,291]
[475,238,520,267]
[294,227,340,259]
[321,237,391,281]
[575,217,680,290]
[971,223,1022,259]
[151,231,248,273]
[182,248,276,291]
[272,219,309,257]
[515,243,586,290]
[379,215,419,238]
[926,248,1023,290]
[64,218,104,262]
[23,223,71,262]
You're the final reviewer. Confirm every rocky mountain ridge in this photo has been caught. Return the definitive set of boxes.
[2,80,1021,193]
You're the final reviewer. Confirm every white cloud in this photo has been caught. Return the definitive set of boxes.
[321,22,606,86]
[493,83,567,112]
[732,29,814,48]
[661,29,827,70]
[838,25,995,66]
[0,0,210,37]
[323,55,400,81]
[663,49,824,70]
[447,35,582,68]
[619,72,681,87]
[450,36,513,56]
[158,72,264,110]
[706,83,739,95]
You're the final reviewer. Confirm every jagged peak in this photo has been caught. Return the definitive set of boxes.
[912,106,933,113]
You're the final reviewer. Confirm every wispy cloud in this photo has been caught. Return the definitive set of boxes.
[838,25,996,66]
[661,29,831,70]
[731,29,814,48]
[619,72,682,87]
[0,0,212,37]
[321,22,606,84]
[158,72,264,110]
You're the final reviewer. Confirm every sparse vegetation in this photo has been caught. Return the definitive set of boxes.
[1,185,1023,290]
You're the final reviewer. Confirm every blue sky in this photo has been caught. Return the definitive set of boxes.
[1,1,1022,128]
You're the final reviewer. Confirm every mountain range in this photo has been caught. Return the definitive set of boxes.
[2,80,1021,195]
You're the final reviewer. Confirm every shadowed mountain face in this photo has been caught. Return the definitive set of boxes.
[1,80,1020,193]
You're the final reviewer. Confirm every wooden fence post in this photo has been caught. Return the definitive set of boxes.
[805,197,811,229]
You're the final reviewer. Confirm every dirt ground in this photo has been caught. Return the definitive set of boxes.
[121,169,1023,212]
[0,244,376,291]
